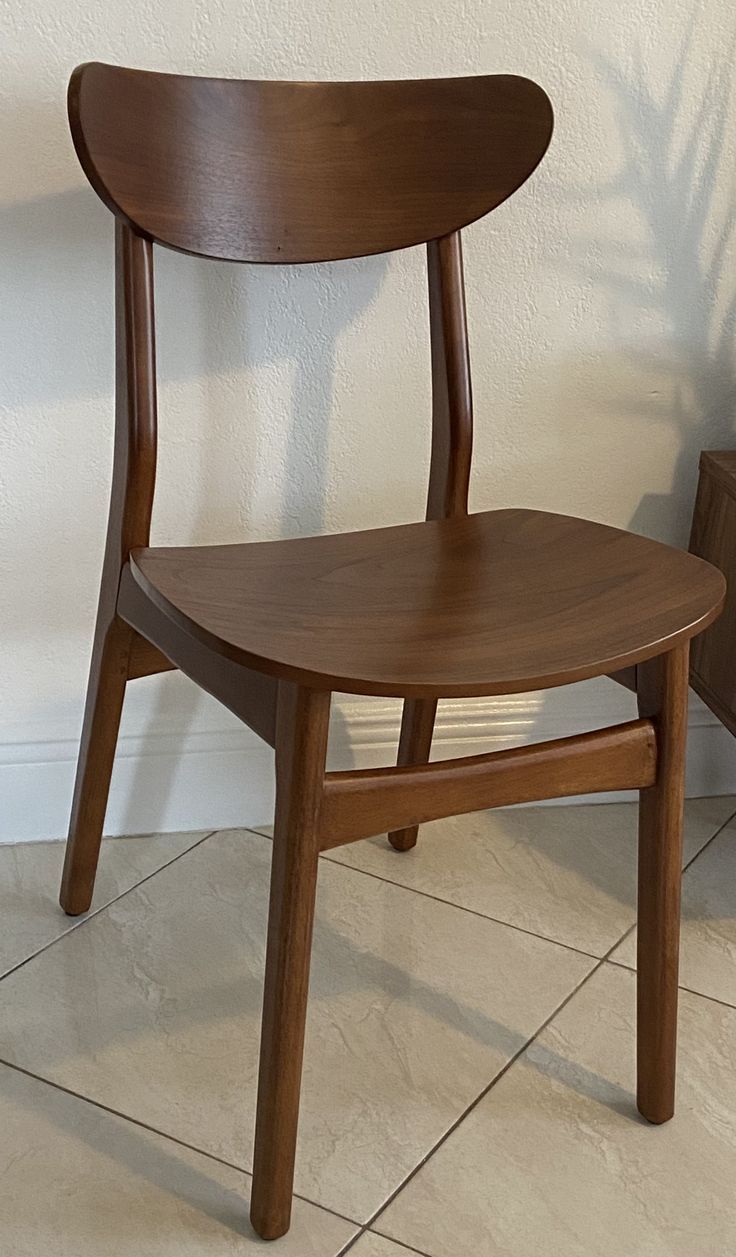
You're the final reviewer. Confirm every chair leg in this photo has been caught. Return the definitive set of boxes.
[60,614,133,916]
[388,697,438,851]
[635,644,689,1124]
[250,683,331,1241]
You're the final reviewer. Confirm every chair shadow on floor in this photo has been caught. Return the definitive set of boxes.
[2,831,640,1180]
[0,1065,257,1238]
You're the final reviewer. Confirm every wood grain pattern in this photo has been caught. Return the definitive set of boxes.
[129,509,724,698]
[61,63,727,1238]
[250,683,331,1240]
[636,645,689,1124]
[689,451,736,737]
[69,65,553,263]
[321,719,657,849]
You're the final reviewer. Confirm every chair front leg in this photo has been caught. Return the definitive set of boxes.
[635,643,688,1124]
[250,682,331,1241]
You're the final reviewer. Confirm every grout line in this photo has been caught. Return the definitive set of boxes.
[605,922,636,969]
[339,1226,432,1256]
[0,829,220,986]
[371,1238,433,1257]
[584,802,736,975]
[362,925,637,1239]
[253,823,603,961]
[321,796,736,970]
[371,1234,433,1257]
[0,816,608,1250]
[318,851,601,962]
[360,804,736,1239]
[10,791,722,993]
[681,804,736,874]
[677,983,736,1012]
[606,802,736,976]
[336,1228,368,1255]
[3,804,732,1250]
[590,961,736,1014]
[0,1056,362,1232]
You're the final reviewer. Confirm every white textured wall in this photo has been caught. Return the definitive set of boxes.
[1,0,735,840]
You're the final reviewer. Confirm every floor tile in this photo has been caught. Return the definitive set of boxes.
[0,1062,355,1255]
[0,829,592,1223]
[322,797,735,956]
[611,812,736,1005]
[378,964,736,1257]
[351,1233,425,1256]
[0,831,209,978]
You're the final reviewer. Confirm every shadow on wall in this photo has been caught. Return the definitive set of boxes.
[9,23,735,837]
[1,177,387,532]
[1,147,387,833]
[0,173,389,628]
[506,14,736,883]
[556,16,736,546]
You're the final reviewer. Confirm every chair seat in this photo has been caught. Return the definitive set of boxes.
[129,508,724,698]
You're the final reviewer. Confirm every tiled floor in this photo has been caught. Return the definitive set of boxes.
[0,797,735,1254]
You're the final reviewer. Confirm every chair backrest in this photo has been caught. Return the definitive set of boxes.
[68,63,553,563]
[69,63,553,264]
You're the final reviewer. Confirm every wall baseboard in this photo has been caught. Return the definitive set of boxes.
[2,676,734,843]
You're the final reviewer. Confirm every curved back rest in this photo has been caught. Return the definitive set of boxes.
[69,63,553,263]
[70,64,554,565]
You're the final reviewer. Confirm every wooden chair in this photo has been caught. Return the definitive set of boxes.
[61,62,725,1240]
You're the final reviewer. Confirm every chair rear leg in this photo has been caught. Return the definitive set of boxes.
[250,683,331,1241]
[388,697,438,851]
[60,614,133,916]
[635,644,688,1124]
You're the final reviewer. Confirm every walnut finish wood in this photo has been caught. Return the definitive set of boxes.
[60,222,157,915]
[691,449,736,498]
[129,510,723,698]
[250,684,331,1240]
[426,232,473,520]
[388,697,438,852]
[118,564,278,746]
[636,645,689,1125]
[126,633,175,680]
[69,64,553,264]
[389,231,472,849]
[322,719,656,850]
[689,451,736,737]
[62,63,726,1240]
